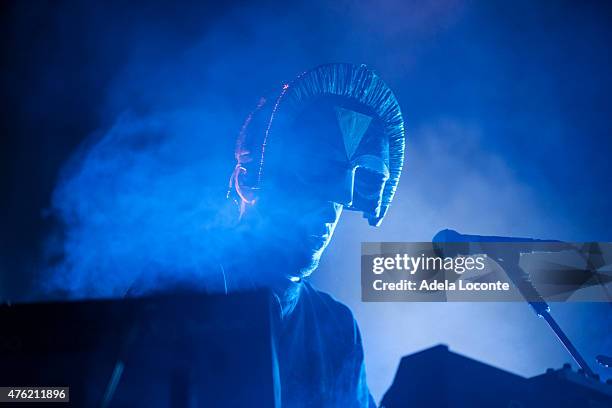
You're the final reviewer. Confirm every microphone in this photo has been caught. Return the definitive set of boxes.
[431,229,572,266]
[431,229,598,379]
[432,229,568,257]
[431,229,571,312]
[432,228,560,243]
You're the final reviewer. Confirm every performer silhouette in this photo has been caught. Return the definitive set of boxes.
[223,63,405,407]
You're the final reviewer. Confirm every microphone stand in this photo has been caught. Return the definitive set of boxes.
[433,230,603,379]
[496,252,597,379]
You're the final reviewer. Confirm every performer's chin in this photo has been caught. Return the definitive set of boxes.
[296,256,320,278]
[292,241,327,278]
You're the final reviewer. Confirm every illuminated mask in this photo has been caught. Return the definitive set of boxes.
[229,63,405,226]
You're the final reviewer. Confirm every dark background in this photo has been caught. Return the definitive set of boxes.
[2,0,611,398]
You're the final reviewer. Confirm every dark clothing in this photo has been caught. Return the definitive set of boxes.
[275,281,375,408]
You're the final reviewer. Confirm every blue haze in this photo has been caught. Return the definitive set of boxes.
[5,0,609,400]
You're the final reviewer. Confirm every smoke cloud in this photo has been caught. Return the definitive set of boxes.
[42,110,240,298]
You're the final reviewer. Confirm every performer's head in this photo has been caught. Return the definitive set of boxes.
[228,64,405,279]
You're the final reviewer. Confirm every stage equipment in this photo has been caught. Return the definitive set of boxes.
[433,229,599,379]
[0,290,280,407]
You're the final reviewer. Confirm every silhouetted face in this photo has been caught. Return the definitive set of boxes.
[250,98,389,277]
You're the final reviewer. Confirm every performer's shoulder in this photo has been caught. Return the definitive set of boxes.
[300,281,359,331]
